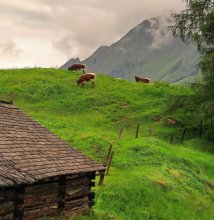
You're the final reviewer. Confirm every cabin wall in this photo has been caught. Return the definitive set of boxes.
[0,172,96,220]
[0,188,15,220]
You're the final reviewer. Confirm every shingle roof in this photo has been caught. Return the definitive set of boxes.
[0,102,105,187]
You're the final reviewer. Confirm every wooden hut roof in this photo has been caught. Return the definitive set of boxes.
[0,101,105,187]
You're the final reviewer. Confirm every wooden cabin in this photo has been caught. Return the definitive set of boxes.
[0,101,105,220]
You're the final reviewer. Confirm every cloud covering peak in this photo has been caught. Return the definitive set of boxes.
[0,0,185,68]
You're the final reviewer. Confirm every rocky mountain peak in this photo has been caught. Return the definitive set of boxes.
[60,15,199,83]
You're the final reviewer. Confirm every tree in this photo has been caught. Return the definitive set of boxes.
[170,0,214,51]
[168,0,214,120]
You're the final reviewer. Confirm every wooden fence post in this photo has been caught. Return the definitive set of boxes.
[118,128,123,140]
[199,120,203,138]
[170,133,174,144]
[98,171,105,186]
[135,123,140,138]
[104,144,112,165]
[181,127,187,143]
[106,151,114,176]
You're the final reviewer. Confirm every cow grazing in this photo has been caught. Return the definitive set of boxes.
[68,64,85,71]
[135,76,151,84]
[77,73,96,87]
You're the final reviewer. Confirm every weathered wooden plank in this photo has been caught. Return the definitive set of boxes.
[64,196,88,211]
[24,182,59,195]
[63,203,89,218]
[66,174,85,180]
[0,189,15,202]
[22,193,58,208]
[0,201,14,215]
[65,186,89,200]
[22,203,58,220]
[66,177,90,188]
[0,212,13,220]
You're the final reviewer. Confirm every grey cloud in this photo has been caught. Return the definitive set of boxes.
[0,2,51,33]
[0,39,22,57]
[146,15,174,50]
[0,0,185,67]
[53,35,78,57]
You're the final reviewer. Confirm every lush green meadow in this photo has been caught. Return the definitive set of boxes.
[0,68,213,220]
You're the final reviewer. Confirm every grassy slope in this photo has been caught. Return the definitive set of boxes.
[0,68,213,220]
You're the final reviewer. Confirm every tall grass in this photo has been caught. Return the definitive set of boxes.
[0,68,213,220]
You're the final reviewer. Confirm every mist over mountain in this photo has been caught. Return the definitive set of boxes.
[60,15,200,83]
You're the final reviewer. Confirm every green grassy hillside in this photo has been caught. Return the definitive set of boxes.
[0,68,213,220]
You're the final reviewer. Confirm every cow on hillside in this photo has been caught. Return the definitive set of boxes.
[77,73,96,87]
[135,76,151,84]
[68,64,85,72]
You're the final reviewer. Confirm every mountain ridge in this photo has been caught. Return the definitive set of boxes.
[60,15,200,83]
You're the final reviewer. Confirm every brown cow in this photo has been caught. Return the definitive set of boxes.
[135,76,151,83]
[77,73,96,87]
[68,64,85,71]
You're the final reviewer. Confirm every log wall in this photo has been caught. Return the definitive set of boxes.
[0,188,15,220]
[0,172,96,220]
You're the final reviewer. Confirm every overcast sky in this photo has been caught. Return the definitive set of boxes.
[0,0,185,68]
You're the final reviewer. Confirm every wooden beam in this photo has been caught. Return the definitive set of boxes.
[0,201,14,216]
[23,203,58,220]
[14,185,25,220]
[58,176,66,213]
[64,196,88,210]
[66,177,90,188]
[65,187,89,200]
[63,204,89,218]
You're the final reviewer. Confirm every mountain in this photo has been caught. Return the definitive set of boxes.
[60,15,200,83]
[60,57,81,69]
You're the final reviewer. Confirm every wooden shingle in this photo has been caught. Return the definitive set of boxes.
[0,102,105,187]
